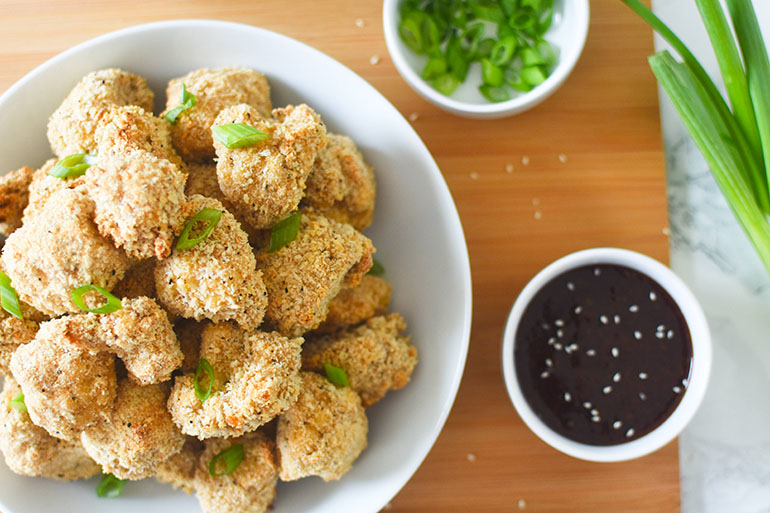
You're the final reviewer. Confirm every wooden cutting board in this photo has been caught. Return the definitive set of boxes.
[0,0,677,511]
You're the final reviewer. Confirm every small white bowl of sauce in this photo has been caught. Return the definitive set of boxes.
[502,247,711,462]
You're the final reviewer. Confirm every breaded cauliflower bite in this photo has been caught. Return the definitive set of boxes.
[47,68,154,157]
[2,188,130,316]
[194,432,278,513]
[168,323,302,439]
[213,103,328,229]
[315,275,392,333]
[95,104,185,170]
[276,372,367,482]
[256,212,374,337]
[303,314,417,407]
[303,134,376,231]
[0,313,39,377]
[85,150,190,260]
[9,317,118,441]
[154,436,202,493]
[81,380,185,480]
[0,165,35,236]
[22,158,71,223]
[155,195,268,330]
[0,378,100,480]
[164,67,272,163]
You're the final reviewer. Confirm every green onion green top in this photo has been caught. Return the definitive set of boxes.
[194,358,214,403]
[9,393,26,413]
[268,212,301,252]
[70,285,122,314]
[0,270,23,320]
[96,474,126,498]
[208,443,244,477]
[323,363,350,387]
[367,258,385,276]
[177,208,222,251]
[49,153,97,179]
[165,84,196,125]
[212,123,268,149]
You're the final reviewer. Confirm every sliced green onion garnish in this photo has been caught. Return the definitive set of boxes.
[0,271,23,320]
[165,84,197,125]
[176,208,222,251]
[194,357,214,403]
[447,37,470,82]
[490,36,517,67]
[399,16,424,53]
[70,285,122,314]
[367,258,385,276]
[431,74,460,96]
[208,444,244,477]
[479,84,512,103]
[536,39,557,67]
[476,38,497,60]
[481,59,504,87]
[422,56,447,80]
[49,153,97,179]
[470,0,506,23]
[522,66,547,87]
[9,393,26,413]
[324,363,350,388]
[521,47,546,67]
[212,123,268,149]
[96,474,126,498]
[268,212,301,252]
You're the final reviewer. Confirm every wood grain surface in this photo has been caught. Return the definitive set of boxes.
[0,0,678,511]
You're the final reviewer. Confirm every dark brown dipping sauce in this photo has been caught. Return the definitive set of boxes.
[514,264,693,446]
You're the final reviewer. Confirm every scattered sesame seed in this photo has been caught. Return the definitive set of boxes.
[667,330,674,339]
[583,401,592,409]
[469,172,479,180]
[467,453,477,462]
[586,349,596,356]
[540,371,549,379]
[594,267,601,276]
[370,55,381,65]
[613,372,621,383]
[603,385,613,394]
[556,329,564,338]
[532,198,540,206]
[567,281,575,291]
[592,415,600,423]
[521,155,530,165]
[639,372,648,380]
[611,347,619,358]
[634,331,642,340]
[600,315,609,325]
[673,386,682,393]
[505,163,514,173]
[558,153,568,163]
[639,392,647,400]
[612,420,622,429]
[533,211,542,220]
[554,319,564,327]
[568,343,578,351]
[650,291,657,301]
[545,358,553,367]
[614,314,621,324]
[629,304,639,313]
[682,378,689,386]
[590,409,599,416]
[542,323,550,330]
[554,343,563,351]
[408,112,419,122]
[564,392,572,402]
[656,324,665,331]
[355,18,365,27]
[574,305,583,314]
[662,226,671,236]
[655,331,665,339]
[547,337,556,345]
[626,428,635,438]
[518,499,527,510]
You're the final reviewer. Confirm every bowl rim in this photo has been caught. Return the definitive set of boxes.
[0,19,474,512]
[501,247,711,462]
[382,0,590,117]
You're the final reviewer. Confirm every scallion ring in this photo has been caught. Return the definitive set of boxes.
[164,84,197,125]
[208,443,244,477]
[96,473,126,498]
[70,285,122,314]
[176,208,222,251]
[324,363,350,387]
[0,271,23,320]
[9,393,26,413]
[212,123,268,149]
[479,84,512,103]
[49,153,97,179]
[194,358,214,403]
[268,212,301,252]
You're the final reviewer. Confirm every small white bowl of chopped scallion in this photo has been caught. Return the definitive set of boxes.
[383,0,590,118]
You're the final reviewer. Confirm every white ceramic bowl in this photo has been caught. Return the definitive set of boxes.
[501,248,711,462]
[382,0,590,118]
[0,20,472,513]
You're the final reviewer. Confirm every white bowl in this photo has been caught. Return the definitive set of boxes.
[0,20,472,513]
[501,248,711,462]
[382,0,590,119]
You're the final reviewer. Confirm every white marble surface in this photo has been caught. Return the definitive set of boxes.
[651,1,770,511]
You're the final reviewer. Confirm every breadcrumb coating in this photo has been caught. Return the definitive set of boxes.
[85,150,191,260]
[0,378,100,480]
[9,317,117,441]
[276,372,367,482]
[303,314,417,407]
[0,313,39,377]
[47,68,154,157]
[163,67,272,162]
[315,275,391,333]
[0,165,35,236]
[154,436,203,494]
[22,159,70,223]
[95,104,185,170]
[255,212,374,337]
[2,188,130,316]
[168,323,302,439]
[194,432,278,513]
[303,134,376,230]
[214,103,327,229]
[111,258,157,299]
[155,195,267,330]
[81,380,185,480]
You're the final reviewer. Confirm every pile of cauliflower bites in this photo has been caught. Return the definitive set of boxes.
[0,67,418,513]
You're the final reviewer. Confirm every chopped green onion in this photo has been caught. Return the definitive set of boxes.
[0,271,22,320]
[522,66,547,87]
[176,208,222,251]
[367,258,385,276]
[324,363,350,387]
[460,22,485,58]
[432,74,460,96]
[421,15,442,53]
[208,444,244,477]
[212,123,268,149]
[194,358,214,403]
[96,474,126,498]
[268,212,301,252]
[165,84,196,125]
[399,15,424,53]
[505,57,531,91]
[490,36,517,67]
[476,38,497,60]
[536,39,557,67]
[49,153,96,179]
[70,285,122,314]
[521,47,546,67]
[481,59,504,87]
[470,0,505,23]
[9,393,26,413]
[447,37,471,82]
[422,56,447,80]
[479,84,512,103]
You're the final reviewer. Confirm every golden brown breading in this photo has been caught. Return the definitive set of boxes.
[155,195,267,330]
[2,188,130,316]
[213,103,327,229]
[0,165,35,235]
[84,150,191,260]
[0,313,39,377]
[111,258,157,299]
[80,380,185,480]
[194,432,278,513]
[167,323,302,439]
[47,68,154,157]
[22,158,70,223]
[0,378,100,480]
[9,317,117,441]
[276,372,367,482]
[315,275,392,334]
[255,212,374,337]
[95,104,185,170]
[154,436,203,494]
[303,134,376,230]
[303,314,417,407]
[174,318,204,374]
[163,67,272,163]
